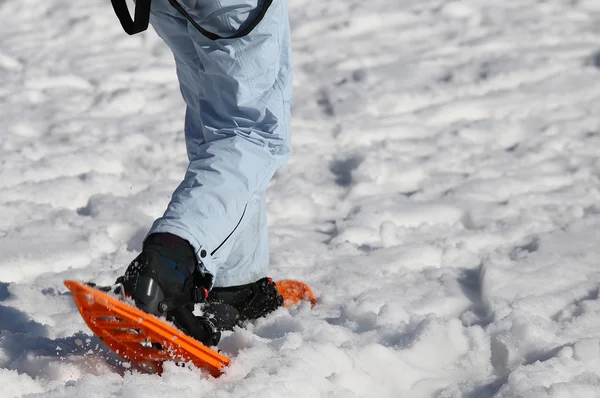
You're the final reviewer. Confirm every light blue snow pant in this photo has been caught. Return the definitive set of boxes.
[146,0,292,288]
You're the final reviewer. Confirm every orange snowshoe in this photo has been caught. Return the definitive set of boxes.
[65,278,315,376]
[275,280,317,308]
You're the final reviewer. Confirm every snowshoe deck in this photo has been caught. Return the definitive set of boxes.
[64,280,230,376]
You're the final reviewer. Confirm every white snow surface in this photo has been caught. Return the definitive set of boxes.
[2,0,600,396]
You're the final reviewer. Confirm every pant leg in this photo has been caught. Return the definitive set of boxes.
[146,0,292,286]
[212,190,269,287]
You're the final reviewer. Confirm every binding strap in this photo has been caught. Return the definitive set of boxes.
[110,0,152,35]
[158,286,209,313]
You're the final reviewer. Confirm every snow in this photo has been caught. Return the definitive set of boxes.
[1,0,600,396]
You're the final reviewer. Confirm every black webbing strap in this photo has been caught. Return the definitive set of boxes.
[111,0,152,35]
[158,286,208,313]
[168,0,273,40]
[110,0,272,40]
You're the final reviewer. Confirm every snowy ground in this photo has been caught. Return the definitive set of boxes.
[2,0,600,396]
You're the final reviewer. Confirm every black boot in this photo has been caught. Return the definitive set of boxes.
[201,277,284,331]
[117,233,220,346]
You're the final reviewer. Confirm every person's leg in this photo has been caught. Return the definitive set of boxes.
[117,0,291,343]
[147,0,292,287]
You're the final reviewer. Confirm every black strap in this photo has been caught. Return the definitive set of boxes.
[111,0,152,35]
[111,0,272,39]
[168,0,273,40]
[159,286,208,312]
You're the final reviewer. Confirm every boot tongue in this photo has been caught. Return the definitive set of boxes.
[145,232,193,250]
[144,233,197,275]
[151,233,190,248]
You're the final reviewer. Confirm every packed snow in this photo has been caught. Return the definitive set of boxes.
[2,0,600,396]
